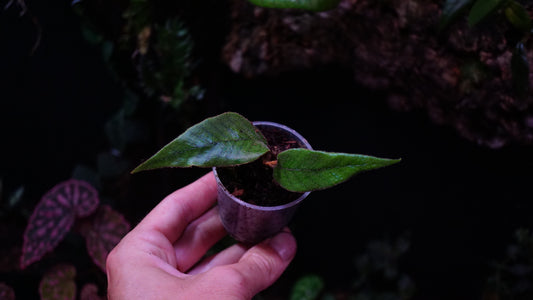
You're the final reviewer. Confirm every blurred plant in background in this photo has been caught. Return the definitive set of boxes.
[439,0,532,99]
[1,178,130,299]
[74,0,204,110]
[5,0,533,298]
[483,229,533,300]
[286,234,415,300]
[2,0,206,296]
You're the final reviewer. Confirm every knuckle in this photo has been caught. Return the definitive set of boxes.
[248,250,277,278]
[105,247,119,272]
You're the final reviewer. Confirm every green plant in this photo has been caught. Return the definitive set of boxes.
[484,228,533,299]
[439,0,532,29]
[439,0,532,98]
[132,112,399,193]
[288,234,415,300]
[247,0,341,12]
[14,179,130,299]
[73,0,203,111]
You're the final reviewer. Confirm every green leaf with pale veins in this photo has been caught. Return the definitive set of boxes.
[132,112,269,172]
[273,149,400,192]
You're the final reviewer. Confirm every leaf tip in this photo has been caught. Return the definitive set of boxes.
[130,164,143,174]
[130,158,158,174]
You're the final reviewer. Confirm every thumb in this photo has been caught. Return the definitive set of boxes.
[228,230,297,297]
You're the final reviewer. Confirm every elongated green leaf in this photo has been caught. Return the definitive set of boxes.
[132,112,269,172]
[273,149,400,192]
[248,0,340,12]
[468,0,505,26]
[439,0,475,30]
[505,1,532,32]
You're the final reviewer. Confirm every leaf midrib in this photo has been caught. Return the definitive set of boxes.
[276,163,373,172]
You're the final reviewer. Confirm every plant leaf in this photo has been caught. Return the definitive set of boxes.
[438,0,475,30]
[80,283,105,300]
[274,149,400,192]
[247,0,341,12]
[0,282,15,300]
[290,274,325,300]
[511,42,530,99]
[39,264,76,300]
[468,0,505,26]
[132,112,269,172]
[20,180,99,269]
[505,1,532,32]
[79,205,131,272]
[8,185,24,209]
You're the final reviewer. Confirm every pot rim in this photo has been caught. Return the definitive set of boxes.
[213,120,312,211]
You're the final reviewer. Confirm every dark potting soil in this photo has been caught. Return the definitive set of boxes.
[217,124,306,206]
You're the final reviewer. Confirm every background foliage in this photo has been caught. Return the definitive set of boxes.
[2,0,533,299]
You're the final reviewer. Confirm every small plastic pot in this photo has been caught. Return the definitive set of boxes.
[213,121,312,244]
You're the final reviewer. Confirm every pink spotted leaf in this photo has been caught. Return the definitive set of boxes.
[79,205,130,272]
[20,179,99,269]
[80,283,105,300]
[39,264,76,300]
[0,282,15,300]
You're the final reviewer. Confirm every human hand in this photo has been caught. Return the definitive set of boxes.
[106,172,297,299]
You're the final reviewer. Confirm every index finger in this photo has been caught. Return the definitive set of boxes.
[137,172,218,243]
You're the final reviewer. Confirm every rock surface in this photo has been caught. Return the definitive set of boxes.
[222,0,533,148]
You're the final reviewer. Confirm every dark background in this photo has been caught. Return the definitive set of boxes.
[2,1,533,299]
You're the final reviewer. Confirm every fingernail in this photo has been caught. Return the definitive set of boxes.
[268,232,296,261]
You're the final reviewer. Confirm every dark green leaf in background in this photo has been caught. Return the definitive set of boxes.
[468,0,505,26]
[439,0,475,30]
[132,112,269,172]
[273,149,401,192]
[504,1,532,32]
[248,0,341,12]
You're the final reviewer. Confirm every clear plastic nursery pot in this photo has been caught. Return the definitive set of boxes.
[213,121,312,244]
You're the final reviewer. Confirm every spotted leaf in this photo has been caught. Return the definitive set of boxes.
[79,205,130,272]
[39,264,76,300]
[80,283,104,300]
[0,282,15,300]
[20,180,99,269]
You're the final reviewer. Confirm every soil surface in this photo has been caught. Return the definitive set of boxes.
[217,124,306,206]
